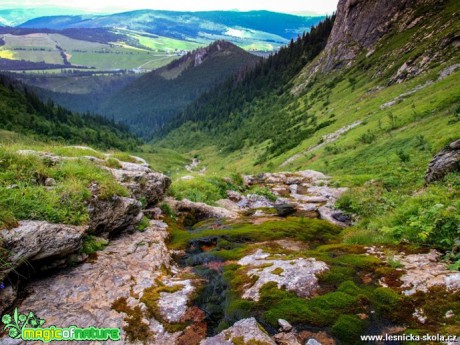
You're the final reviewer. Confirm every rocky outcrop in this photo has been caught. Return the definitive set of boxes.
[200,318,276,345]
[0,221,86,272]
[3,221,173,344]
[237,249,329,301]
[108,161,171,206]
[425,139,460,183]
[88,196,142,236]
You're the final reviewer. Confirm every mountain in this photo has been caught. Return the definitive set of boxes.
[0,7,88,27]
[19,10,324,51]
[99,41,260,138]
[0,74,140,150]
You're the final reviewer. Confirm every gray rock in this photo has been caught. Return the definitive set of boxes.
[0,285,17,314]
[226,190,243,202]
[425,139,460,183]
[278,319,293,332]
[168,198,238,224]
[307,339,323,345]
[157,279,195,323]
[238,250,328,301]
[1,221,86,271]
[88,196,142,236]
[273,332,302,345]
[200,318,275,345]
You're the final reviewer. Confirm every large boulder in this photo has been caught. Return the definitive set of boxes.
[1,221,86,274]
[88,196,142,236]
[425,139,460,183]
[167,198,238,225]
[200,318,276,345]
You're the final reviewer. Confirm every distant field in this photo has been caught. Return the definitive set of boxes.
[0,32,181,71]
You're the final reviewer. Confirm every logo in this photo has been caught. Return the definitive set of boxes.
[2,308,121,342]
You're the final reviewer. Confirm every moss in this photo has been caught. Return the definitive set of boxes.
[136,216,150,232]
[111,297,153,343]
[331,314,368,344]
[140,281,188,333]
[271,267,284,275]
[80,235,108,255]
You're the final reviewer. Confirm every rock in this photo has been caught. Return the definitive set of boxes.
[215,199,241,213]
[275,203,297,217]
[238,249,328,301]
[274,332,303,345]
[157,279,195,323]
[44,177,56,186]
[9,221,171,343]
[200,318,276,345]
[413,308,427,324]
[307,339,323,345]
[0,285,17,314]
[445,310,455,319]
[278,319,293,332]
[168,198,238,224]
[0,221,86,274]
[144,207,163,220]
[226,190,243,202]
[425,139,460,183]
[318,207,349,227]
[88,196,142,236]
[177,322,207,345]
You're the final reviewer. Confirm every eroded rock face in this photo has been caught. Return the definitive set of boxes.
[425,139,460,183]
[167,198,239,224]
[5,221,172,344]
[0,221,86,275]
[200,317,276,345]
[88,196,142,236]
[237,249,328,301]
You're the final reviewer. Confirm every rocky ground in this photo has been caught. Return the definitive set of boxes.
[1,148,460,344]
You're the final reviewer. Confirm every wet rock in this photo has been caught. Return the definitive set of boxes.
[200,317,276,345]
[238,249,328,301]
[0,221,86,276]
[278,319,293,332]
[425,139,460,183]
[88,196,142,236]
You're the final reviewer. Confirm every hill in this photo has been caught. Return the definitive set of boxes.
[99,41,261,138]
[0,74,140,150]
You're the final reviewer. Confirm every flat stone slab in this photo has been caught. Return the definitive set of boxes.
[237,250,328,301]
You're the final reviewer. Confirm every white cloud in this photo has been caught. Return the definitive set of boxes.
[2,0,339,15]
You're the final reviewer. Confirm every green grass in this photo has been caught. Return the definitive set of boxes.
[0,144,128,229]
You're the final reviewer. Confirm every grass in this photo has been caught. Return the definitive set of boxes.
[0,143,128,229]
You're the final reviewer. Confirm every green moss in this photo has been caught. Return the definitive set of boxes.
[271,267,284,275]
[81,235,108,255]
[111,297,153,343]
[332,314,368,344]
[136,216,150,232]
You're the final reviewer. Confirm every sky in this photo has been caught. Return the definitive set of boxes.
[1,0,339,15]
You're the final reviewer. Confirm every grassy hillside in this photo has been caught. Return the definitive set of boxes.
[154,1,460,254]
[0,74,141,150]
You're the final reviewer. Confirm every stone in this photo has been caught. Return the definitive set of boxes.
[0,221,86,274]
[307,339,323,345]
[278,319,293,332]
[0,285,17,314]
[88,196,142,236]
[238,249,328,301]
[275,203,297,217]
[44,177,56,186]
[425,139,460,183]
[8,221,172,343]
[226,190,243,202]
[157,279,195,323]
[273,332,302,345]
[168,198,238,224]
[200,318,276,345]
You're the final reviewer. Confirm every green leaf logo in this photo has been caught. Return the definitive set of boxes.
[1,308,45,339]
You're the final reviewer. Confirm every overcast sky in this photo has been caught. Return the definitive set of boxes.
[2,0,339,15]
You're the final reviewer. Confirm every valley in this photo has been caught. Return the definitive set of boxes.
[0,0,460,344]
